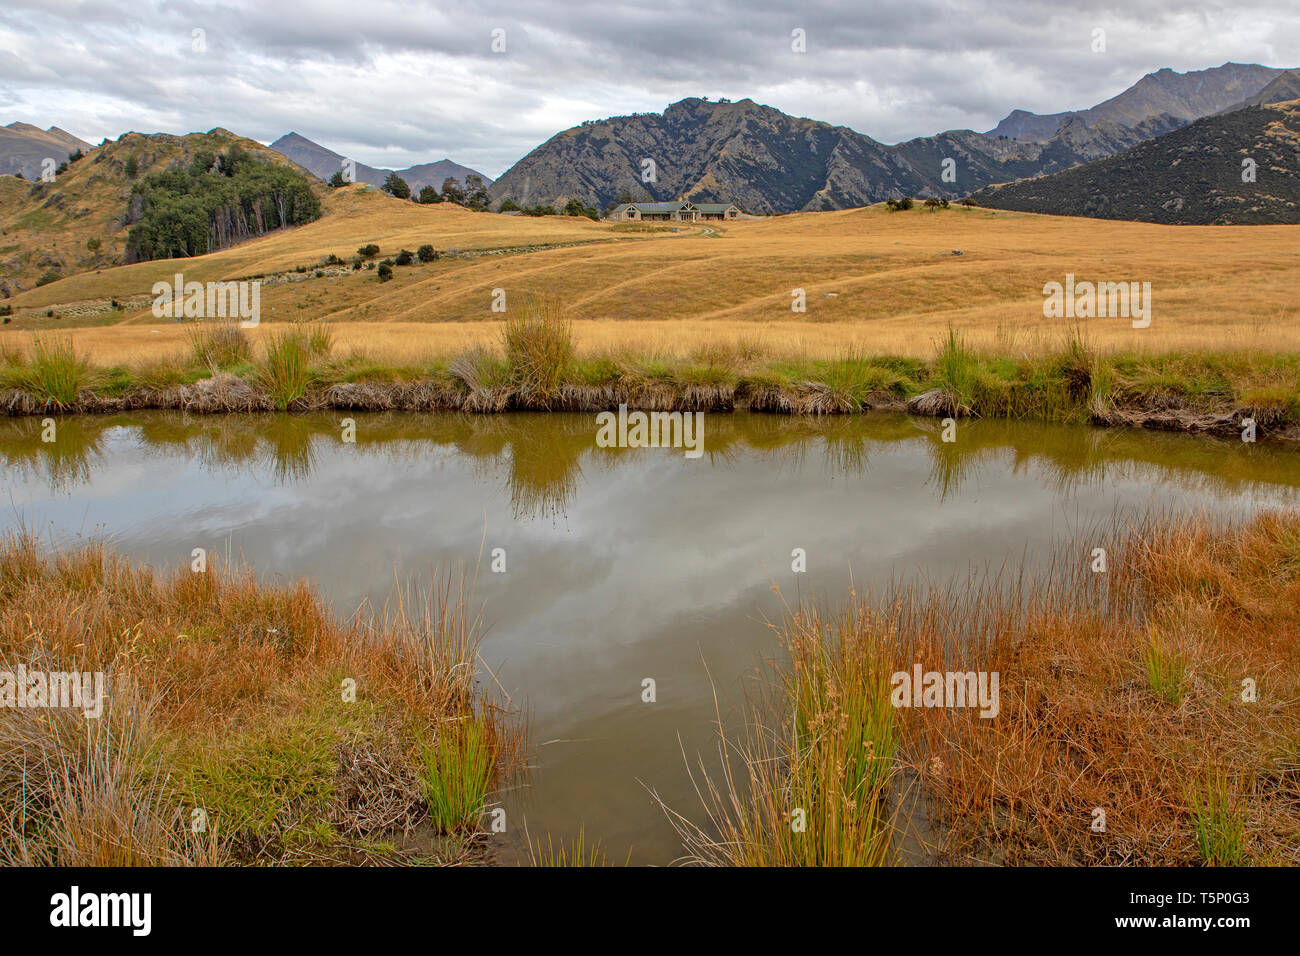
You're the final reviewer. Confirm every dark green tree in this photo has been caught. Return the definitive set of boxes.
[382,171,411,199]
[463,174,490,211]
[440,177,466,205]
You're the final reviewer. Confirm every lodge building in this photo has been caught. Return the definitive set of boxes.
[608,200,741,223]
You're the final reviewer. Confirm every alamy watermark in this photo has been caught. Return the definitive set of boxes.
[0,665,105,718]
[152,273,261,327]
[890,664,999,718]
[1043,273,1151,328]
[595,404,704,458]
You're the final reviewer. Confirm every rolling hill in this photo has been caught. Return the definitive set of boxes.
[4,186,1299,372]
[0,129,324,296]
[971,99,1300,225]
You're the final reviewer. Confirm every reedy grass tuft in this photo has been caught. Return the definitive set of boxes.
[1188,771,1247,866]
[416,718,495,833]
[932,327,978,416]
[258,327,312,410]
[530,825,617,866]
[3,335,88,407]
[1141,629,1188,705]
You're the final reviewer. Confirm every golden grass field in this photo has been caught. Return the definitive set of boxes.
[5,184,1300,366]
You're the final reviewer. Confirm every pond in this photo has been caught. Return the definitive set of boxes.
[2,410,1296,864]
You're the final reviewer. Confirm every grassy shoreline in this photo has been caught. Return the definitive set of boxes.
[0,533,521,866]
[671,511,1300,866]
[2,309,1298,442]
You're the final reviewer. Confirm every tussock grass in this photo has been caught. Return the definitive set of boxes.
[187,321,251,369]
[2,303,1299,437]
[501,297,573,407]
[0,335,88,407]
[0,533,519,865]
[257,326,312,410]
[664,596,900,867]
[932,327,978,416]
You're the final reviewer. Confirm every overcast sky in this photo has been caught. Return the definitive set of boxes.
[1,0,1297,178]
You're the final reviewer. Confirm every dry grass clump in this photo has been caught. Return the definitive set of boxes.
[187,321,251,369]
[501,297,574,408]
[0,532,519,865]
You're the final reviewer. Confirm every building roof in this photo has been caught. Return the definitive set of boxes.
[610,199,741,216]
[629,201,691,213]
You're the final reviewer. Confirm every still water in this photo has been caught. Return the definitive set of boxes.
[1,410,1296,863]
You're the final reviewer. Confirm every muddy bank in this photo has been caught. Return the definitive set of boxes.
[3,376,1296,443]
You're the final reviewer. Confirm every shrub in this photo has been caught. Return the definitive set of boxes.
[356,244,380,259]
[377,262,392,281]
[417,244,438,263]
[497,198,521,213]
[885,197,914,211]
[394,249,414,266]
[381,171,410,199]
[35,269,62,287]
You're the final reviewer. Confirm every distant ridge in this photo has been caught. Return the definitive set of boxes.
[985,62,1288,142]
[0,122,93,179]
[269,132,491,191]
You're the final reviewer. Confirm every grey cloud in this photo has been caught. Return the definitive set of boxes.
[2,0,1297,177]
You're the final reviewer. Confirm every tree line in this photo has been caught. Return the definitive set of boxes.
[125,144,321,262]
[330,167,601,220]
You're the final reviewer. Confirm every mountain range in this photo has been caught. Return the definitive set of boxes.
[971,99,1300,225]
[267,132,491,191]
[985,62,1286,140]
[489,62,1296,214]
